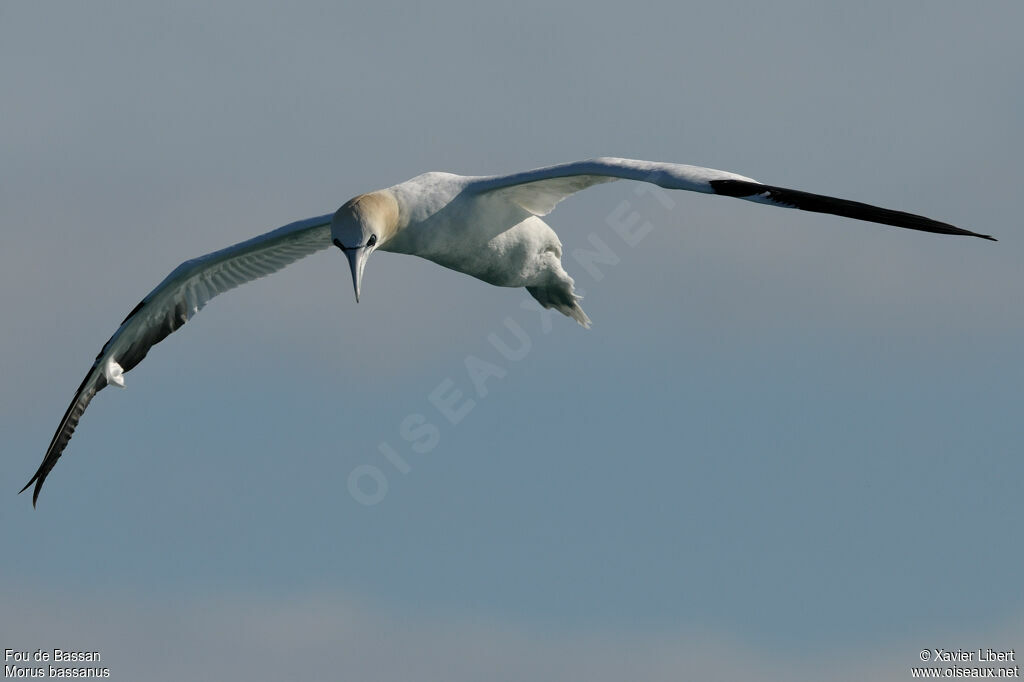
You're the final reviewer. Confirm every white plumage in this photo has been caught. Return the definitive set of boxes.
[22,157,994,504]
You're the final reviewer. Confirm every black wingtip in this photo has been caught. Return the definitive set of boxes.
[18,476,41,508]
[709,179,998,242]
[958,230,997,242]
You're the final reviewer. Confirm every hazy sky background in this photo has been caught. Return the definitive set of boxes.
[2,2,1022,680]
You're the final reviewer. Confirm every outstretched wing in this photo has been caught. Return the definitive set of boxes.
[467,157,995,240]
[21,213,333,506]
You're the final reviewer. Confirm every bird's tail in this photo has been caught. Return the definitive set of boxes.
[527,286,591,329]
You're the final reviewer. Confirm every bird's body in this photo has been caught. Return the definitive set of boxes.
[21,157,995,505]
[383,170,594,323]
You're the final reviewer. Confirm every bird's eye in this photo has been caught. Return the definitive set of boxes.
[367,234,377,247]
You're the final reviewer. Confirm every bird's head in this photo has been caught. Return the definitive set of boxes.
[331,191,399,303]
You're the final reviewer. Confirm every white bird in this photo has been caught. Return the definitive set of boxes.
[22,157,994,504]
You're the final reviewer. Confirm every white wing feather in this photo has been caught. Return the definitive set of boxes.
[467,156,993,241]
[468,157,757,215]
[21,213,332,505]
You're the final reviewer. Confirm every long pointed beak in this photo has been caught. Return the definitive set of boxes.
[342,246,367,303]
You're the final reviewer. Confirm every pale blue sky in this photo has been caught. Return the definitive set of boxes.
[2,2,1022,680]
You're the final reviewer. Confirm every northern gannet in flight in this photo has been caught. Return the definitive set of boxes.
[21,157,994,505]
